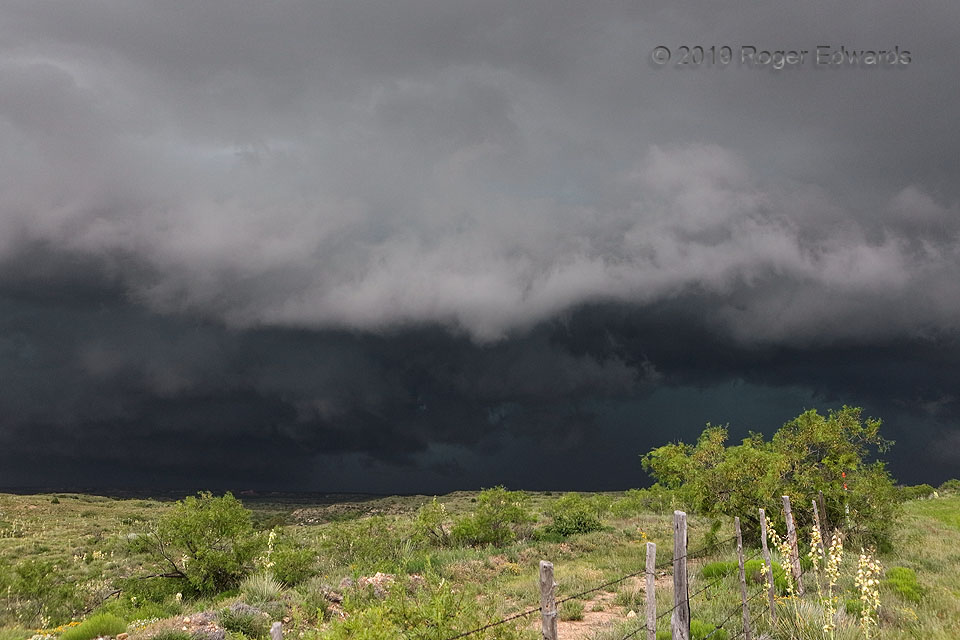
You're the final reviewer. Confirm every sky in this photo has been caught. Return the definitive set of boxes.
[1,1,959,493]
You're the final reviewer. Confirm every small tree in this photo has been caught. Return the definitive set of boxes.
[138,492,264,595]
[642,407,899,548]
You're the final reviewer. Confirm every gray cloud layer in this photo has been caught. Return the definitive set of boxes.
[3,1,959,342]
[2,1,959,489]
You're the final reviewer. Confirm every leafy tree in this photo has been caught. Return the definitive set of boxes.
[137,491,264,595]
[642,407,899,548]
[451,487,534,547]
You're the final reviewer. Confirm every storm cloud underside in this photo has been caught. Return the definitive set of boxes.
[1,1,959,490]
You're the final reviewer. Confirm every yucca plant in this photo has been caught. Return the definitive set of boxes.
[240,572,284,605]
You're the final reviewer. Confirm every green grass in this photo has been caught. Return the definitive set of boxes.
[1,491,959,639]
[559,599,584,621]
[59,614,127,640]
[0,628,31,640]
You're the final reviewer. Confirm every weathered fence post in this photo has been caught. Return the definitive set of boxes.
[811,498,826,563]
[269,622,282,640]
[539,560,558,640]
[758,507,777,620]
[672,510,690,640]
[646,541,657,640]
[782,495,805,595]
[735,517,752,640]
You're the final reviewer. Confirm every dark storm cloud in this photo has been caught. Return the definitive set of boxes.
[1,1,960,489]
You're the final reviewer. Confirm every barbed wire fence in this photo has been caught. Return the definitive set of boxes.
[441,495,833,640]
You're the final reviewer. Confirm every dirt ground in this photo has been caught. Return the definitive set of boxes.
[542,572,672,640]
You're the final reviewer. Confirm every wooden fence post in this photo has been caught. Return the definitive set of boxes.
[672,510,690,640]
[758,507,777,620]
[811,498,826,564]
[539,560,558,640]
[735,517,752,640]
[646,541,657,640]
[782,495,804,596]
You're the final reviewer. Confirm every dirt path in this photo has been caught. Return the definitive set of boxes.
[552,573,671,639]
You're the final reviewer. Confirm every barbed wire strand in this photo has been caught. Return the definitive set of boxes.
[439,533,749,640]
[554,534,739,607]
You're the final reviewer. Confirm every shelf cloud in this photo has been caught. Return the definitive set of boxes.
[1,1,959,490]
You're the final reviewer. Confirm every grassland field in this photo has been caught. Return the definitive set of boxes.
[1,489,958,639]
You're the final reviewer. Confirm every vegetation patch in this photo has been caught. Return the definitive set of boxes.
[883,566,924,603]
[59,614,127,640]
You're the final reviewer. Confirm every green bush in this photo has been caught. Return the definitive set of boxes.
[317,517,409,572]
[451,487,534,547]
[543,493,603,537]
[269,537,317,586]
[413,498,451,547]
[59,614,127,640]
[218,607,270,639]
[5,559,80,626]
[700,561,736,579]
[884,567,924,603]
[139,492,264,595]
[939,478,960,494]
[899,484,936,501]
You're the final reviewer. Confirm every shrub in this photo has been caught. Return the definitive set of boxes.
[543,493,603,537]
[700,561,736,579]
[59,614,127,640]
[6,558,79,626]
[318,517,408,572]
[413,498,451,547]
[611,486,676,517]
[899,484,936,501]
[939,478,960,494]
[559,599,584,621]
[241,573,283,605]
[883,567,924,603]
[139,492,264,595]
[269,539,316,586]
[451,487,534,547]
[218,607,270,639]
